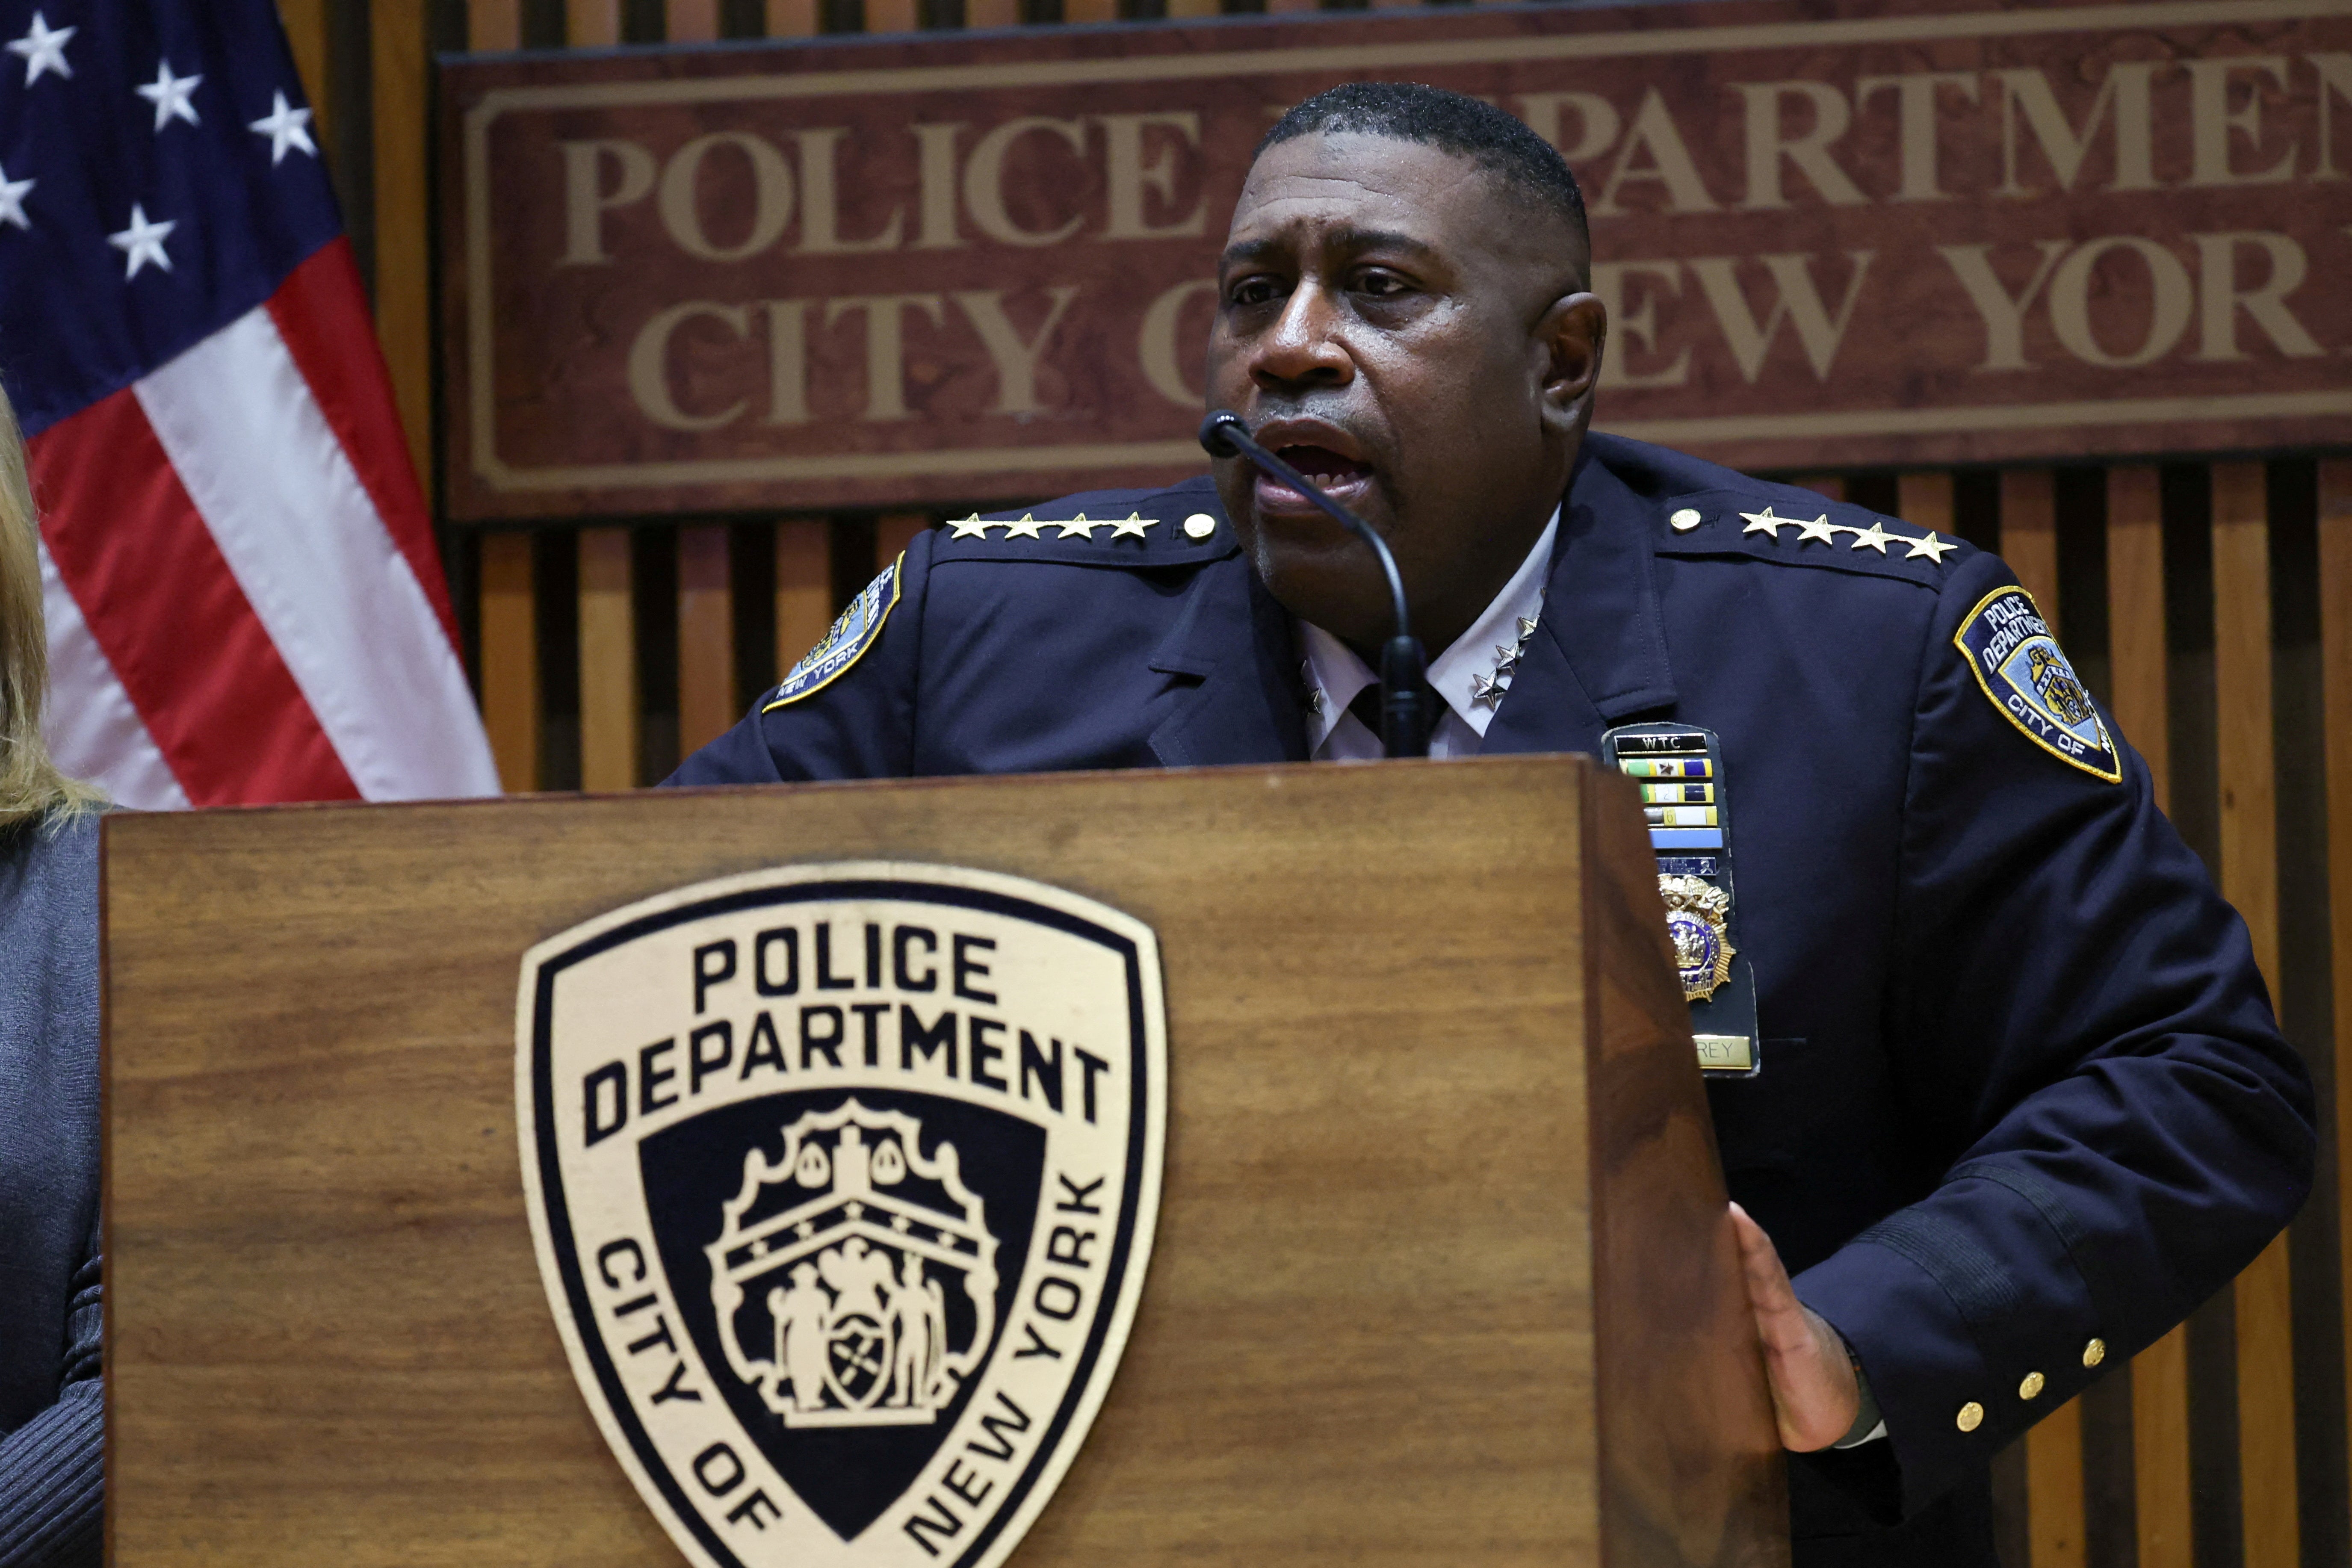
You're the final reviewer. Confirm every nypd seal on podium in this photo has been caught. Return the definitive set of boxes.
[517,864,1167,1568]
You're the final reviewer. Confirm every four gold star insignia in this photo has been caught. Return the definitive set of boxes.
[951,512,1173,540]
[956,501,1945,583]
[1723,503,1955,568]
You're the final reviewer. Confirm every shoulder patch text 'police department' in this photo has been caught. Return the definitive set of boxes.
[1955,587,2122,783]
[766,558,901,711]
[518,864,1167,1568]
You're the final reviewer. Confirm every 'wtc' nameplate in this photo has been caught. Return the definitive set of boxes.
[517,863,1167,1568]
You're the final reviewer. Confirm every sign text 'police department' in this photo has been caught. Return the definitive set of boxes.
[517,864,1167,1568]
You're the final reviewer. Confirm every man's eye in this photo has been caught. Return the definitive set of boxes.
[1355,270,1412,298]
[1228,276,1285,308]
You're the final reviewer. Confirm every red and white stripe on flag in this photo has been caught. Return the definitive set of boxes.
[32,239,500,808]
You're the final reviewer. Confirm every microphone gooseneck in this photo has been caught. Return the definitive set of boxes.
[1198,410,1431,759]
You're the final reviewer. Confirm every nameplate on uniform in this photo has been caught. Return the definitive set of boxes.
[517,864,1167,1568]
[1693,1036,1756,1074]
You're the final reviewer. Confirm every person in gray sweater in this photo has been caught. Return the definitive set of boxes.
[0,813,99,1568]
[0,379,104,1568]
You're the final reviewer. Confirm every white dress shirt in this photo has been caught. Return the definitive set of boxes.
[1300,509,1558,761]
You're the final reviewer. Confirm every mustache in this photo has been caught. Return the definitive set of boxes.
[1245,398,1365,433]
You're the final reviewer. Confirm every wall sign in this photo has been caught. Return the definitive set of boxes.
[440,0,2352,520]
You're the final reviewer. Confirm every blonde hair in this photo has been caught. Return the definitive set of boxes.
[0,380,102,831]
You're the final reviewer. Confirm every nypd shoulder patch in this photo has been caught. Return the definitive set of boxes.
[765,557,902,712]
[1954,587,2122,783]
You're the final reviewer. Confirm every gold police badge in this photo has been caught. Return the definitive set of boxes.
[1658,874,1735,1003]
[518,863,1167,1568]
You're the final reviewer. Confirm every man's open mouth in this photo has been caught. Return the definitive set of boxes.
[1275,445,1373,486]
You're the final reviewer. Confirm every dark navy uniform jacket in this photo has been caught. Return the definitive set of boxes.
[671,432,2314,1567]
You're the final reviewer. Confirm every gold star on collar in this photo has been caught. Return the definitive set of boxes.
[1797,514,1840,544]
[1001,513,1045,539]
[1109,512,1155,539]
[1906,531,1958,563]
[1849,521,1895,554]
[1054,514,1098,538]
[1740,507,1789,538]
[948,513,993,539]
[1470,669,1511,709]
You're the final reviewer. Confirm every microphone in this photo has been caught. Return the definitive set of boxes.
[1199,411,1431,759]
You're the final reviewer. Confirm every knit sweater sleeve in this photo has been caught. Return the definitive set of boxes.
[0,1208,101,1568]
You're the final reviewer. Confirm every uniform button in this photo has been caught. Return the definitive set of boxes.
[2019,1371,2045,1400]
[1183,513,1217,540]
[2083,1338,2107,1368]
[1956,1401,1985,1433]
[1669,507,1703,532]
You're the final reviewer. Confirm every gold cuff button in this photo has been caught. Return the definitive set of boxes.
[1183,514,1217,540]
[2019,1371,2045,1400]
[2083,1338,2106,1368]
[1957,1401,1985,1433]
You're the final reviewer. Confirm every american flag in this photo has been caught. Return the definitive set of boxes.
[2,0,497,808]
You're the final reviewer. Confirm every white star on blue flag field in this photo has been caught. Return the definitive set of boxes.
[0,0,343,441]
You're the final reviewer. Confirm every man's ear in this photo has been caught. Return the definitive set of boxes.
[1536,292,1606,432]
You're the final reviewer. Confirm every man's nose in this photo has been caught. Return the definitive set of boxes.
[1250,283,1353,391]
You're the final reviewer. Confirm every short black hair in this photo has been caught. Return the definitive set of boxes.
[1256,81,1588,252]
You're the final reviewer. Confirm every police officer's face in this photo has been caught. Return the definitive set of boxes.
[1207,132,1602,656]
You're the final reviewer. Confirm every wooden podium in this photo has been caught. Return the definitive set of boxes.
[103,755,1785,1568]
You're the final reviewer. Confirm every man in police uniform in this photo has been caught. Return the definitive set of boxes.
[671,84,2313,1566]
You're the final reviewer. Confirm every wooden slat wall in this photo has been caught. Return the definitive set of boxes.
[465,1,538,792]
[1897,471,1953,556]
[765,0,831,751]
[577,525,638,789]
[2314,454,2352,1568]
[769,0,821,39]
[878,512,934,566]
[298,5,2352,1565]
[676,526,736,756]
[2326,459,2352,1568]
[2211,463,2301,1568]
[474,529,539,791]
[276,0,329,140]
[1997,471,2056,620]
[1994,468,2091,1568]
[777,519,836,677]
[2105,464,2198,1568]
[370,0,433,493]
